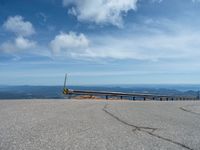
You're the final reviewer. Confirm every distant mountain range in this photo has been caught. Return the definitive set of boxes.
[0,85,199,99]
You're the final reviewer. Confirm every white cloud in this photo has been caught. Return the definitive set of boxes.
[85,32,200,61]
[63,0,138,27]
[0,36,36,53]
[1,15,37,53]
[3,15,35,37]
[15,36,36,49]
[50,32,89,55]
[49,20,200,61]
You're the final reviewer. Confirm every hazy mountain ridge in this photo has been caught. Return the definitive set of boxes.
[0,85,199,99]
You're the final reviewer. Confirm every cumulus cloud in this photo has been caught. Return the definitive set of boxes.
[15,36,36,49]
[3,15,35,37]
[1,15,37,53]
[49,20,200,61]
[0,36,36,53]
[50,32,89,55]
[63,0,138,27]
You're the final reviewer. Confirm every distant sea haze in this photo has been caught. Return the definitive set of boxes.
[0,84,199,99]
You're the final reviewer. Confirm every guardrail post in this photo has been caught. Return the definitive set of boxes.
[68,94,72,99]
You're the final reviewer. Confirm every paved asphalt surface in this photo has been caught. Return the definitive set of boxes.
[0,100,200,150]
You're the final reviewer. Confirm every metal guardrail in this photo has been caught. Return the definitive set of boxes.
[62,74,197,101]
[63,88,196,101]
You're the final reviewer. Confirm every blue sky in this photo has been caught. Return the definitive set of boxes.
[0,0,200,85]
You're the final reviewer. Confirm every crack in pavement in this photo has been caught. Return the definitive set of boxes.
[103,104,193,150]
[103,104,158,133]
[180,106,200,116]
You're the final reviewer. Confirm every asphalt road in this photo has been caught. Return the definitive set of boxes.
[0,100,200,150]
